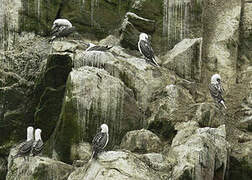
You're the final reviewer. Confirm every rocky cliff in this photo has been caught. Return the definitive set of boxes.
[0,0,252,180]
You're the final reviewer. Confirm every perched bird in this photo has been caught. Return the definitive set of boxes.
[31,128,44,156]
[49,18,76,42]
[85,43,113,52]
[209,74,227,109]
[138,33,159,67]
[91,124,109,159]
[14,126,34,160]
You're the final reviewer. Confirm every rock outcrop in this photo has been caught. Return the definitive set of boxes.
[169,121,229,180]
[68,151,163,180]
[120,129,163,153]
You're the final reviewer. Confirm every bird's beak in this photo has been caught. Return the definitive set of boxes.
[51,24,55,30]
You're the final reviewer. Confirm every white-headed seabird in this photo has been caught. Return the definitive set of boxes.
[49,18,76,42]
[91,124,109,159]
[31,128,44,156]
[138,33,159,67]
[14,126,34,160]
[209,74,227,109]
[85,43,113,52]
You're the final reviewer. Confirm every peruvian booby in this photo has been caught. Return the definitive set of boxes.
[85,43,113,52]
[209,74,227,109]
[31,128,44,156]
[14,126,34,160]
[138,33,159,67]
[91,124,109,159]
[49,19,76,42]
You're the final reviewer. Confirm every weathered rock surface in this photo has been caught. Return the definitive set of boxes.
[120,12,155,50]
[70,142,92,163]
[7,145,73,180]
[7,156,73,180]
[147,85,194,139]
[120,129,163,153]
[202,0,241,85]
[0,35,50,155]
[50,66,143,163]
[188,102,226,128]
[169,121,229,180]
[229,140,252,180]
[0,157,7,180]
[67,151,163,180]
[162,38,202,82]
[238,1,252,73]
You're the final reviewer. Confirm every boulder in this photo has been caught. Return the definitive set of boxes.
[67,151,162,180]
[202,0,241,86]
[50,66,143,163]
[120,12,155,50]
[6,157,73,180]
[147,85,194,139]
[162,38,202,82]
[240,90,252,131]
[169,122,229,180]
[120,129,163,153]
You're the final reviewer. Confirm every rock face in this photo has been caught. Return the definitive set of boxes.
[0,35,50,155]
[169,121,229,180]
[229,140,252,180]
[51,66,143,163]
[68,151,162,180]
[238,1,252,73]
[120,129,163,153]
[202,0,241,85]
[162,38,202,82]
[147,85,194,139]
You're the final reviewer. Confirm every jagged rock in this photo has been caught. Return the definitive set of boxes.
[49,66,143,163]
[0,157,7,180]
[120,129,163,153]
[169,122,229,180]
[70,142,92,163]
[162,38,202,82]
[188,102,226,128]
[74,44,175,112]
[120,12,155,50]
[98,35,120,47]
[202,0,241,85]
[67,151,163,180]
[7,156,73,180]
[229,140,252,180]
[147,85,194,139]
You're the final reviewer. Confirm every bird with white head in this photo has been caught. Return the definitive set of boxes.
[31,128,44,156]
[209,74,227,109]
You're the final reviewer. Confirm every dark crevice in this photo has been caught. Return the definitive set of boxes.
[55,0,67,20]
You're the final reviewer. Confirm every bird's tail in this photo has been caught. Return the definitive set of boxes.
[48,36,56,43]
[106,46,113,50]
[151,57,159,67]
[220,100,227,109]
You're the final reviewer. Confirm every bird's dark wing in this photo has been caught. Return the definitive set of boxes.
[139,40,155,60]
[209,84,224,102]
[87,45,112,52]
[92,132,108,150]
[57,26,76,38]
[32,140,44,156]
[17,139,34,156]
